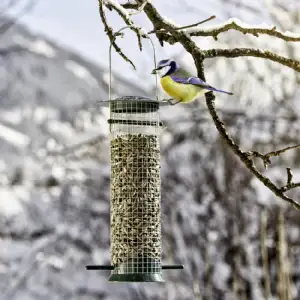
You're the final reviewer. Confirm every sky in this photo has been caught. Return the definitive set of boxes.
[5,0,271,89]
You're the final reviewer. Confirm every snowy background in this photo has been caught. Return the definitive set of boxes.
[1,0,300,299]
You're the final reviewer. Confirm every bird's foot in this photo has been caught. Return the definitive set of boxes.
[162,98,181,105]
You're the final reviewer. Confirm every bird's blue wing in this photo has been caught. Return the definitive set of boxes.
[171,76,208,87]
[170,76,233,95]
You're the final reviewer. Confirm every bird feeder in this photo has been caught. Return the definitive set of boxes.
[86,26,183,282]
[86,96,183,281]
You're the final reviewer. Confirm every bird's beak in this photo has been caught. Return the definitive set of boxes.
[151,68,158,74]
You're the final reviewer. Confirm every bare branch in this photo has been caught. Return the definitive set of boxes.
[135,0,201,54]
[248,143,300,168]
[281,182,300,192]
[202,48,300,73]
[121,2,138,10]
[287,168,293,185]
[102,0,148,50]
[280,168,300,192]
[98,0,136,69]
[203,92,300,209]
[128,0,148,15]
[187,18,300,42]
[148,15,216,34]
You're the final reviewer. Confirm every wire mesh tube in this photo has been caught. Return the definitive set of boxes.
[109,97,163,282]
[86,27,183,281]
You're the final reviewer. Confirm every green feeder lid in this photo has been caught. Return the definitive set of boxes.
[98,96,169,113]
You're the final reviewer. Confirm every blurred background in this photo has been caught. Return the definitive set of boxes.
[1,0,300,299]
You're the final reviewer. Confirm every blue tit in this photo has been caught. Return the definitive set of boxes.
[152,58,233,104]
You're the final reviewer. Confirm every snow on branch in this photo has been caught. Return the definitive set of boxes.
[186,18,300,42]
[98,0,136,68]
[103,0,147,49]
[201,48,300,73]
[128,0,150,15]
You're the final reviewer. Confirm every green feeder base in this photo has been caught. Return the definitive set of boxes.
[109,272,164,282]
[86,261,183,283]
[108,257,164,282]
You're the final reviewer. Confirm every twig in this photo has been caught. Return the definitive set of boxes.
[247,143,300,168]
[128,0,148,15]
[202,48,300,73]
[203,91,300,209]
[148,15,216,34]
[102,0,147,51]
[280,168,300,192]
[121,2,138,10]
[135,0,201,53]
[287,168,293,185]
[187,18,300,42]
[98,0,136,69]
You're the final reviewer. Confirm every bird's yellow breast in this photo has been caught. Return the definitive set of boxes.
[160,76,205,103]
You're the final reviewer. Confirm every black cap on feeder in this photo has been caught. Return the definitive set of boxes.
[86,26,183,282]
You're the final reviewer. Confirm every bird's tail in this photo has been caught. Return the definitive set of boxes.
[206,86,233,95]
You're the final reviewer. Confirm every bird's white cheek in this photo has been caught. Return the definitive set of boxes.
[157,66,170,77]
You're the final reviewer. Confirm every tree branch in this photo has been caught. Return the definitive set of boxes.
[248,143,300,168]
[102,0,147,50]
[280,168,300,192]
[121,2,138,10]
[128,0,149,15]
[135,0,203,58]
[202,91,300,209]
[98,0,136,69]
[97,0,300,209]
[186,18,300,42]
[148,15,216,34]
[202,48,300,73]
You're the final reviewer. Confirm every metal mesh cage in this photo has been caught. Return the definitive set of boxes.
[108,96,163,282]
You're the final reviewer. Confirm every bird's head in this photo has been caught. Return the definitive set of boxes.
[151,59,180,77]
